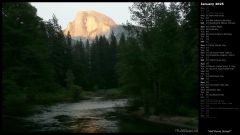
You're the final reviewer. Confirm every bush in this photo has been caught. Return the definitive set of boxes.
[3,79,19,94]
[71,85,83,101]
[3,92,31,116]
[104,89,124,99]
[127,98,142,111]
[177,106,198,117]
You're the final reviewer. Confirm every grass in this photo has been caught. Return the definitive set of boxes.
[176,106,198,117]
[96,88,127,99]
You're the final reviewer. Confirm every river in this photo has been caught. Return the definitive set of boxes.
[3,97,179,133]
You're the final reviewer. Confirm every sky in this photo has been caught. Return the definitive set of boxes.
[30,2,134,29]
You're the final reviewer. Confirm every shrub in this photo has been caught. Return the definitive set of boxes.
[71,85,83,101]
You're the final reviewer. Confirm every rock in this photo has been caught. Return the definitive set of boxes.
[64,10,117,39]
[54,115,73,123]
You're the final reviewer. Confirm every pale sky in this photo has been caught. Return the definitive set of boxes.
[30,2,134,29]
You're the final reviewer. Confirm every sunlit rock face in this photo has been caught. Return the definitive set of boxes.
[64,10,117,39]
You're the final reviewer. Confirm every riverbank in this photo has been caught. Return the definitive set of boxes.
[115,107,198,130]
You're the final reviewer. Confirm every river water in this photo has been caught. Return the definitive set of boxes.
[4,97,178,133]
[23,97,127,133]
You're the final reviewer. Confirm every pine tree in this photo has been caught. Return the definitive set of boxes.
[2,3,58,106]
[108,31,118,87]
[72,39,88,89]
[119,2,198,115]
[45,14,69,88]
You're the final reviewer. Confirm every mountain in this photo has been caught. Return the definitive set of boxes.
[63,10,128,42]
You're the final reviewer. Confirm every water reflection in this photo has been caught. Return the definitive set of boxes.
[73,118,105,133]
[25,97,127,132]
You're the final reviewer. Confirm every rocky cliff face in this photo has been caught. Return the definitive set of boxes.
[64,10,117,39]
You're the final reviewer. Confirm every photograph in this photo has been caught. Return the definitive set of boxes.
[2,1,199,133]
